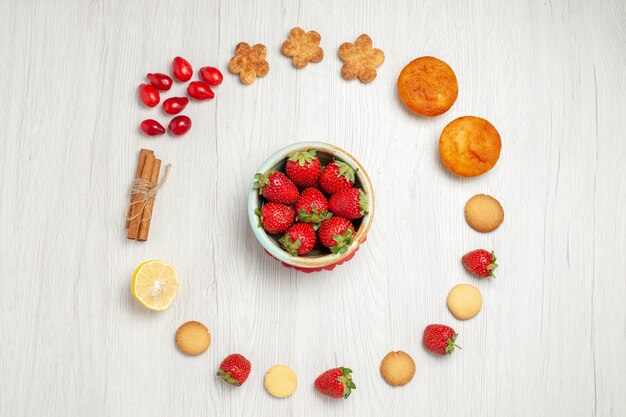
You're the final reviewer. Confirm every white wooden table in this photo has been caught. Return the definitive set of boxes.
[1,0,624,415]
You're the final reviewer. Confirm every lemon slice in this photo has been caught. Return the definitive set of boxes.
[131,260,179,311]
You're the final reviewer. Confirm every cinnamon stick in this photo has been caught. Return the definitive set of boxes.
[127,153,155,240]
[137,158,161,241]
[126,149,153,228]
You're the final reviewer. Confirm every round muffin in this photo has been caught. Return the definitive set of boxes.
[439,116,501,177]
[397,56,458,117]
[464,194,504,232]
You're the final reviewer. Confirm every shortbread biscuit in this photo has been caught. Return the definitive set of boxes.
[398,56,458,117]
[175,321,211,355]
[281,27,323,69]
[380,351,415,386]
[338,34,384,83]
[439,116,502,177]
[228,42,270,85]
[264,365,297,398]
[464,194,504,232]
[447,284,482,320]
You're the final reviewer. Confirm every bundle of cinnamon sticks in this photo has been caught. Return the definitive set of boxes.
[126,149,163,241]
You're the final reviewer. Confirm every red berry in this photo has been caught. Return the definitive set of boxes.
[146,73,173,91]
[140,119,166,136]
[255,203,295,234]
[462,249,498,278]
[328,188,368,220]
[217,353,251,386]
[253,171,299,205]
[279,223,317,256]
[423,324,461,355]
[314,367,356,399]
[187,81,215,100]
[318,217,355,254]
[318,161,356,195]
[168,115,192,136]
[162,97,189,115]
[285,149,321,187]
[138,83,160,107]
[199,66,224,86]
[172,56,193,82]
[295,187,331,224]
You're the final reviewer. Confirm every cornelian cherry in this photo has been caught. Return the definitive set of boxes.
[146,73,173,91]
[172,56,193,82]
[199,66,223,86]
[187,81,214,100]
[138,84,160,107]
[140,119,166,136]
[162,97,189,115]
[168,115,192,136]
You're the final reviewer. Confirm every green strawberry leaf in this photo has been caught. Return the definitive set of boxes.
[334,161,356,183]
[255,208,263,228]
[279,235,302,256]
[298,206,332,224]
[358,189,368,215]
[487,251,498,278]
[217,370,241,385]
[337,367,355,399]
[252,171,272,191]
[330,230,354,254]
[288,149,317,167]
[445,333,462,354]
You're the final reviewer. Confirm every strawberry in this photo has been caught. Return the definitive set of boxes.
[295,187,332,225]
[314,367,356,399]
[423,324,461,355]
[318,217,355,254]
[253,171,299,205]
[255,203,295,234]
[462,249,498,278]
[279,222,317,256]
[318,161,356,195]
[285,149,321,187]
[217,353,251,386]
[328,188,368,220]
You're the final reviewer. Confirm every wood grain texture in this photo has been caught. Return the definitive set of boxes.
[0,0,624,415]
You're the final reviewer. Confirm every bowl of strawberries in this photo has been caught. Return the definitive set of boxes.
[249,141,374,272]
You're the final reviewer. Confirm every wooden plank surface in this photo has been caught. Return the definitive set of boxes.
[0,0,624,415]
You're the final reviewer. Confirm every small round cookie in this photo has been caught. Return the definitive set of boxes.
[397,56,458,117]
[380,351,416,386]
[464,194,504,233]
[264,364,297,398]
[439,116,501,177]
[175,321,211,356]
[447,284,482,320]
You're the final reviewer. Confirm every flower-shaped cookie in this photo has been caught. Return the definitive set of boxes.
[338,34,385,83]
[281,27,324,69]
[228,42,270,85]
